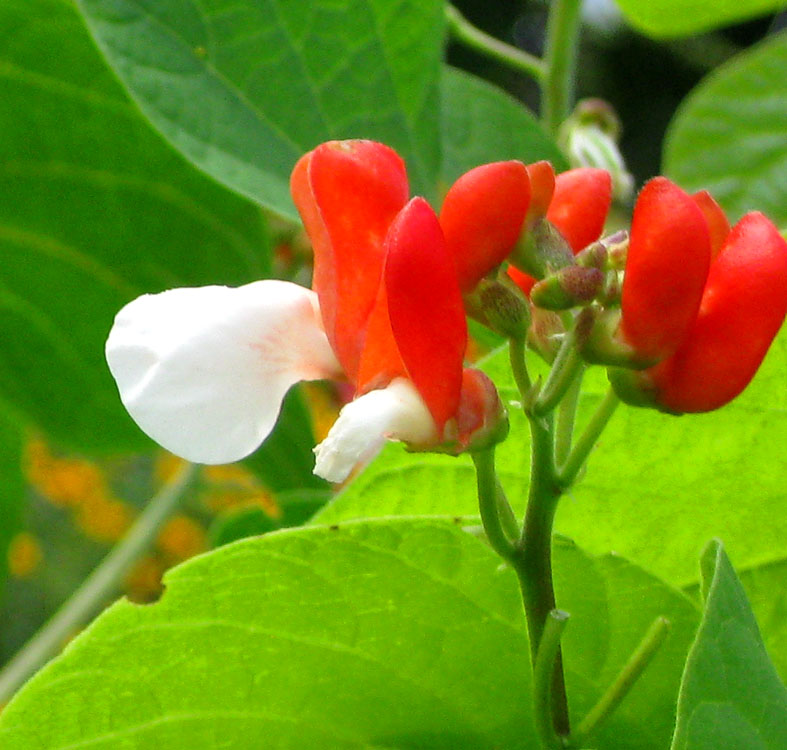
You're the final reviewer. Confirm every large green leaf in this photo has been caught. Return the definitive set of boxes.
[0,0,270,452]
[671,541,787,749]
[0,519,699,749]
[663,32,787,226]
[74,0,445,219]
[439,67,566,191]
[316,325,787,589]
[614,0,785,38]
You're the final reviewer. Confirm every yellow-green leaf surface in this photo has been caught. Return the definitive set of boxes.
[316,327,787,590]
[615,0,786,38]
[74,0,445,219]
[664,32,787,225]
[0,520,699,749]
[0,0,270,452]
[671,542,787,749]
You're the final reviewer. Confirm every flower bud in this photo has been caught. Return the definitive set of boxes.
[509,218,575,279]
[472,277,531,340]
[530,266,605,310]
[558,99,634,203]
[528,306,566,363]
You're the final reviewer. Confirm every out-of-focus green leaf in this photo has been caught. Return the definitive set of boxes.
[671,541,787,749]
[0,519,698,749]
[316,325,787,590]
[0,0,270,452]
[0,411,24,600]
[242,387,325,492]
[614,0,785,38]
[210,487,330,547]
[439,67,565,192]
[664,32,787,225]
[74,0,445,219]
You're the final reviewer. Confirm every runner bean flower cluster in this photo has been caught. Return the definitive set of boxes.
[106,140,787,479]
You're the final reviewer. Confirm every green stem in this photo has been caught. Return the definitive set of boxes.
[0,462,196,703]
[533,610,571,750]
[571,617,671,746]
[541,0,584,135]
[515,414,571,737]
[509,337,533,404]
[557,389,619,487]
[554,366,584,466]
[473,449,517,562]
[532,331,583,417]
[496,477,521,542]
[445,4,546,82]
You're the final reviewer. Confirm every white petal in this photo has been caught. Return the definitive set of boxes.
[106,280,341,464]
[313,378,437,483]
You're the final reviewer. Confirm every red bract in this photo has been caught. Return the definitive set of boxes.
[644,212,787,413]
[291,139,512,443]
[619,177,711,364]
[440,161,531,292]
[547,168,612,253]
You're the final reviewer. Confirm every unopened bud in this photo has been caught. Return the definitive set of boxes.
[576,308,651,368]
[575,241,607,269]
[475,277,531,340]
[510,218,574,280]
[601,230,629,269]
[531,266,605,310]
[559,99,634,204]
[528,306,566,363]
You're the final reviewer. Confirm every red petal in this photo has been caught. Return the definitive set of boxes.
[547,168,612,252]
[440,161,530,292]
[620,177,710,363]
[651,212,787,412]
[526,161,556,225]
[507,265,537,297]
[290,140,409,381]
[384,198,467,433]
[692,190,731,259]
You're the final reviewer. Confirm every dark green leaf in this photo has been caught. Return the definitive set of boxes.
[671,541,787,750]
[664,32,787,225]
[439,67,565,191]
[0,0,270,452]
[74,0,445,218]
[0,411,24,601]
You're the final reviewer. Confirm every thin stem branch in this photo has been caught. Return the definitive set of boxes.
[554,366,584,466]
[445,4,546,82]
[571,617,671,746]
[533,610,571,750]
[557,389,619,487]
[509,337,533,403]
[496,477,521,542]
[532,332,583,417]
[0,462,197,703]
[473,449,517,562]
[541,0,584,134]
